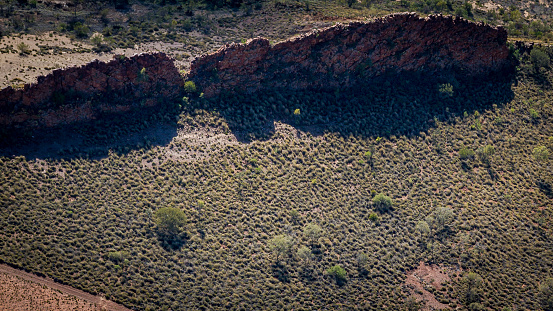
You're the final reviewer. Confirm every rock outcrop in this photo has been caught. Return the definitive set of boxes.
[0,53,183,129]
[188,13,512,97]
[0,13,514,133]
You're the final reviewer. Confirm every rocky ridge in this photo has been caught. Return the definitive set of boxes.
[188,13,512,97]
[0,13,513,132]
[0,52,183,129]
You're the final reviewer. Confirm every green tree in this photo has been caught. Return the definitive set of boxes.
[184,81,197,93]
[539,278,553,311]
[90,33,103,47]
[533,146,550,185]
[356,252,369,270]
[107,251,128,263]
[476,145,495,164]
[415,220,431,240]
[303,223,323,246]
[297,245,313,264]
[269,234,294,262]
[433,206,454,231]
[438,83,454,98]
[531,48,550,69]
[137,67,148,82]
[459,147,475,160]
[17,42,30,55]
[403,296,422,311]
[533,146,550,162]
[327,264,346,283]
[368,212,379,223]
[373,193,393,212]
[468,303,486,311]
[154,207,186,236]
[530,108,540,119]
[460,272,483,306]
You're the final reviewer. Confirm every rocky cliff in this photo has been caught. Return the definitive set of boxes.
[0,53,183,129]
[188,13,512,97]
[0,13,513,132]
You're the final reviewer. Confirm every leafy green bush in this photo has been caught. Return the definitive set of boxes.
[269,234,294,261]
[368,212,379,223]
[460,272,484,307]
[327,264,346,282]
[415,220,430,239]
[533,146,550,162]
[107,251,129,263]
[137,67,148,82]
[91,33,104,47]
[459,147,475,160]
[539,278,553,311]
[530,108,540,119]
[297,246,313,263]
[373,193,393,212]
[184,81,197,94]
[73,22,90,38]
[530,48,550,69]
[303,223,323,245]
[438,83,454,98]
[427,206,454,232]
[16,42,30,55]
[476,145,495,164]
[154,207,186,236]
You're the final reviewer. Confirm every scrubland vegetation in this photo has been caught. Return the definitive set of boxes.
[1,0,553,310]
[0,45,552,310]
[0,0,552,53]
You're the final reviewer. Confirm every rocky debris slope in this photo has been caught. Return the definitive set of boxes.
[0,53,183,129]
[188,13,512,97]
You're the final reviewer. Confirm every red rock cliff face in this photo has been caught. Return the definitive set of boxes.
[0,53,183,129]
[188,13,511,97]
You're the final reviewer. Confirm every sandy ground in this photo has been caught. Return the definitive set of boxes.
[0,264,133,311]
[0,32,192,89]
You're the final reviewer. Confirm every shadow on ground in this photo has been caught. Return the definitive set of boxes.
[201,71,516,144]
[0,106,179,160]
[0,71,516,160]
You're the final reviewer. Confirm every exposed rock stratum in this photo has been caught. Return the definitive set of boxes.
[0,13,513,132]
[0,53,183,129]
[188,13,511,97]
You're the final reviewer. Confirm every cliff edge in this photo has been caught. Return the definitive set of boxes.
[0,53,183,130]
[188,13,512,97]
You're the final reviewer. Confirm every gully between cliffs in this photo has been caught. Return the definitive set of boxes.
[0,13,513,132]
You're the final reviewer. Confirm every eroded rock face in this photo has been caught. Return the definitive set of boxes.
[0,53,183,129]
[188,13,512,97]
[0,13,513,132]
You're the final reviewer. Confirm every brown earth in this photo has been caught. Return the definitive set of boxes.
[0,264,133,311]
[404,261,460,310]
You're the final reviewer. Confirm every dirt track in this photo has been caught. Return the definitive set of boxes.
[0,264,133,311]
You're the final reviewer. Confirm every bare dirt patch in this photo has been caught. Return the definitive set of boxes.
[404,261,459,310]
[0,271,98,311]
[0,264,133,311]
